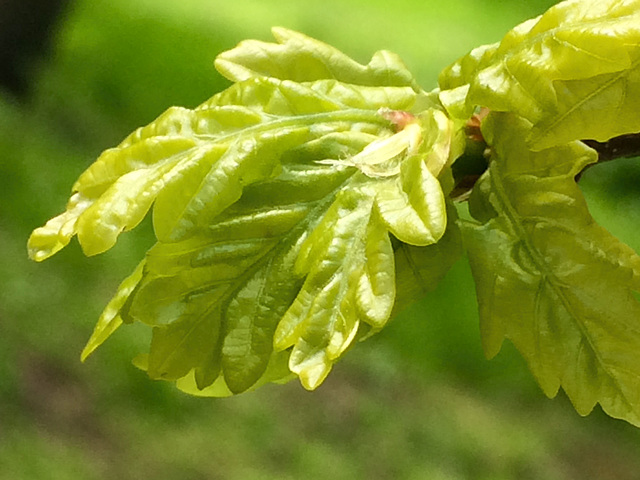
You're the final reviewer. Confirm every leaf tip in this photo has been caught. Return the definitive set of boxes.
[27,225,70,262]
[80,344,95,363]
[270,26,294,41]
[297,361,332,391]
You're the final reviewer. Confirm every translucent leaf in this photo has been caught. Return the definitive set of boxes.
[31,29,457,396]
[80,261,145,361]
[440,0,640,148]
[356,216,397,328]
[375,155,446,246]
[464,113,640,426]
[27,193,93,261]
[205,76,424,115]
[438,42,498,91]
[28,78,409,259]
[123,155,356,393]
[215,27,419,89]
[530,64,640,149]
[151,126,309,242]
[76,157,187,255]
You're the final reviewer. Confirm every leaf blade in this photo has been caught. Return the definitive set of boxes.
[215,27,419,89]
[465,112,640,425]
[441,0,640,148]
[30,28,457,396]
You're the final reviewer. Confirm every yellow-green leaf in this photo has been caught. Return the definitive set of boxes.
[465,112,640,425]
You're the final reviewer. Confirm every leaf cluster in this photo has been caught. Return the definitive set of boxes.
[28,0,640,425]
[440,0,640,424]
[29,28,462,396]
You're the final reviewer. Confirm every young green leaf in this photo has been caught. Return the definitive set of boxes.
[29,28,460,395]
[81,261,145,361]
[126,108,451,394]
[464,112,640,425]
[438,43,498,92]
[215,27,420,89]
[439,0,640,149]
[27,79,420,259]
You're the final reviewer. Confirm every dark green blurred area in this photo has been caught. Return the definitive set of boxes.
[2,1,640,478]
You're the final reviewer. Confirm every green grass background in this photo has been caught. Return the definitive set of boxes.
[2,0,640,478]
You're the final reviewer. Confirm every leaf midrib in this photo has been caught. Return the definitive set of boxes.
[498,9,639,73]
[533,56,640,144]
[488,160,633,409]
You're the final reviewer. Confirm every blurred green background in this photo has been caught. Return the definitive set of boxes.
[2,0,640,478]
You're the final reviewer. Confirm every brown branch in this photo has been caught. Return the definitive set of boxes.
[450,130,640,202]
[583,133,640,162]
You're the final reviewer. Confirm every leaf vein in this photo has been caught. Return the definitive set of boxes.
[489,162,632,408]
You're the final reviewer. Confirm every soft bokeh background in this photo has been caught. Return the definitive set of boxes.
[2,0,640,478]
